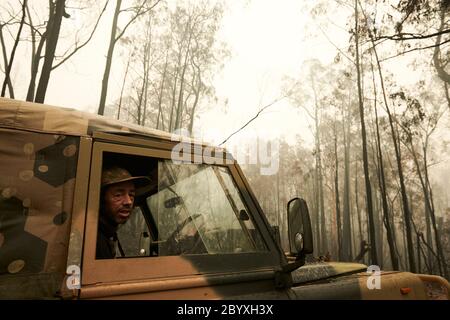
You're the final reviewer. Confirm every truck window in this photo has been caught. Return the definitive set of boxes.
[84,143,280,284]
[146,160,267,256]
[96,152,267,259]
[95,152,157,259]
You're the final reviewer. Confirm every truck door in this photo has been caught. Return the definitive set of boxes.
[79,132,287,299]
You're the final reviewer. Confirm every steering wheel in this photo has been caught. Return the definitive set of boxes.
[164,214,205,255]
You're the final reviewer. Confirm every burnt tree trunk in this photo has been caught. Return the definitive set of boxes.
[355,0,378,265]
[1,0,27,97]
[35,0,66,103]
[370,57,399,270]
[98,0,121,115]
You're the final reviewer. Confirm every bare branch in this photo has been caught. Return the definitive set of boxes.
[114,0,162,44]
[380,38,450,62]
[374,29,450,41]
[317,23,355,66]
[51,0,109,70]
[218,95,287,146]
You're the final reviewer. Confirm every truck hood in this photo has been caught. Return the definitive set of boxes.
[291,262,367,285]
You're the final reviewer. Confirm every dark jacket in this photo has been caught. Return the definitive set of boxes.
[96,217,119,259]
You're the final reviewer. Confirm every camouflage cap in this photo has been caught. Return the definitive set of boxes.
[101,166,151,190]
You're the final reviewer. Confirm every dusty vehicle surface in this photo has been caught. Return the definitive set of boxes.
[0,97,448,300]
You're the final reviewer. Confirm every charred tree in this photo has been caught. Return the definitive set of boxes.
[35,0,68,103]
[354,0,378,266]
[1,0,27,98]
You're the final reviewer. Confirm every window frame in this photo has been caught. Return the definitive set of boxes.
[81,138,282,285]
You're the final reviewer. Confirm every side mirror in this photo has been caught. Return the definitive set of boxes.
[287,197,313,257]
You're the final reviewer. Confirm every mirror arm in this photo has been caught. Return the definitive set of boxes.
[281,255,305,273]
[274,255,305,289]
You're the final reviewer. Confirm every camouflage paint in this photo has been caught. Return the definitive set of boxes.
[0,127,79,298]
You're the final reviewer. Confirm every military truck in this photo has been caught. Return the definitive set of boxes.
[0,97,448,300]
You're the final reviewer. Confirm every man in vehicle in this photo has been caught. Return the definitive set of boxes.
[96,166,151,259]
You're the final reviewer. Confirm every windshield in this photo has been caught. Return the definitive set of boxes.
[146,161,267,256]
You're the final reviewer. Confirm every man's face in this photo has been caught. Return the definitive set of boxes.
[103,181,136,225]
